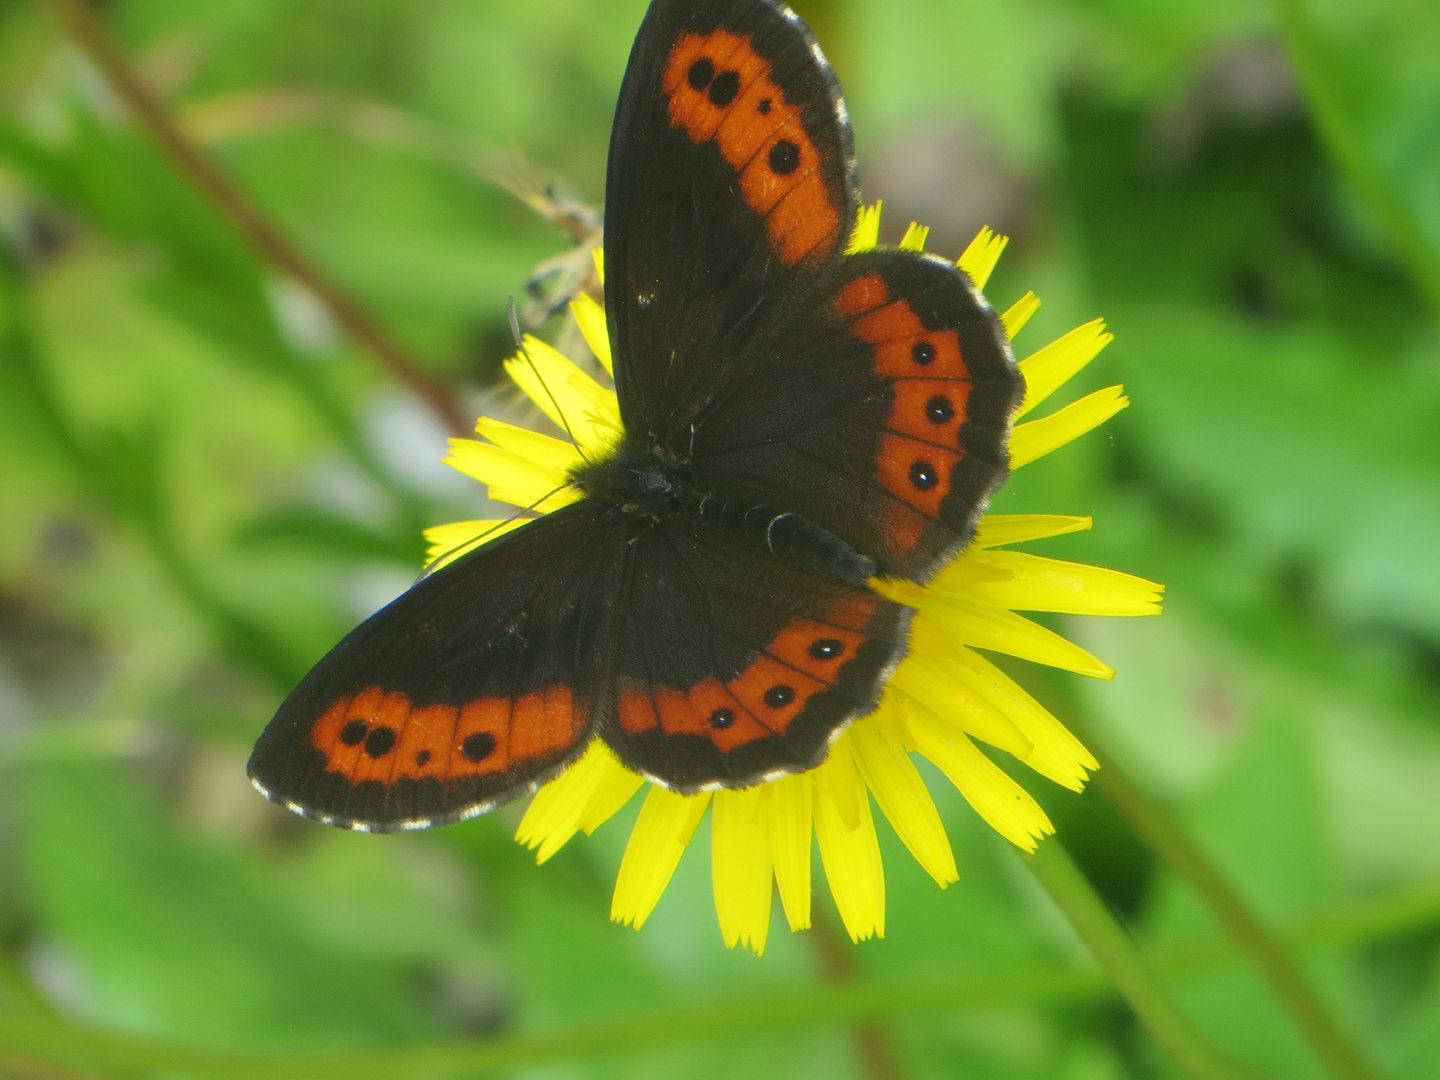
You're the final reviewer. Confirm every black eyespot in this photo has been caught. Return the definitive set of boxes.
[415,749,432,766]
[709,707,735,730]
[764,685,795,708]
[709,70,740,106]
[363,726,396,758]
[340,719,368,746]
[757,97,772,114]
[688,58,715,90]
[808,638,844,661]
[909,461,940,490]
[768,139,801,175]
[461,731,496,763]
[926,395,955,424]
[912,341,936,365]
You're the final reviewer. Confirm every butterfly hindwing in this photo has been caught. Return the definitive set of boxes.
[248,504,628,831]
[600,521,911,790]
[689,249,1022,581]
[605,0,857,442]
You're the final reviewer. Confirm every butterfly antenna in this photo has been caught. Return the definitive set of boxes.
[507,296,587,460]
[421,483,570,578]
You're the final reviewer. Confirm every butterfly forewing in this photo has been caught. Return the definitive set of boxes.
[605,0,857,442]
[248,504,628,831]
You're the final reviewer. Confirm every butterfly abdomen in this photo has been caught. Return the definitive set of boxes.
[688,489,875,586]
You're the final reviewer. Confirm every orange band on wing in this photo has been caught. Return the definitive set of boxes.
[450,697,511,779]
[619,688,659,734]
[886,378,972,447]
[726,657,825,736]
[615,601,881,755]
[829,279,976,557]
[876,434,962,517]
[664,29,841,265]
[822,597,878,632]
[833,273,889,317]
[852,301,969,380]
[687,678,773,751]
[308,686,583,786]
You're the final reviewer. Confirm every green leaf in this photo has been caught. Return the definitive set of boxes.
[1278,0,1440,317]
[233,508,423,566]
[21,757,439,1051]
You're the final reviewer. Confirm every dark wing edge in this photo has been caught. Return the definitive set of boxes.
[248,502,629,833]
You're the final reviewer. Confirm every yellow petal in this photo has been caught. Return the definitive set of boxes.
[1009,385,1129,470]
[874,695,919,752]
[474,416,584,476]
[766,774,813,931]
[966,550,1165,616]
[592,246,605,286]
[712,787,773,954]
[957,226,1008,291]
[815,734,863,830]
[846,200,882,254]
[504,336,619,453]
[972,514,1092,549]
[1015,319,1114,420]
[1001,291,1040,339]
[443,437,579,511]
[578,754,645,834]
[911,592,1115,679]
[903,698,1054,851]
[951,645,1098,791]
[423,517,528,570]
[612,787,711,929]
[812,735,885,942]
[566,370,623,437]
[898,221,929,251]
[516,740,615,863]
[568,292,612,375]
[849,718,956,887]
[890,648,1033,759]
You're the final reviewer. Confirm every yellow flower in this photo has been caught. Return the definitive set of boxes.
[427,210,1162,954]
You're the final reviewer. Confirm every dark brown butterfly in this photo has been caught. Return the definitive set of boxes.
[248,0,1021,832]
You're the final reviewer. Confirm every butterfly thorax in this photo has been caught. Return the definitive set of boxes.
[570,439,876,587]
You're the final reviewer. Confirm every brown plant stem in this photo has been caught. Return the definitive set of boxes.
[39,0,471,436]
[808,905,907,1080]
[1082,731,1381,1080]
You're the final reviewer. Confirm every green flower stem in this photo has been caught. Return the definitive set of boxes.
[1085,735,1381,1080]
[0,882,1436,1080]
[1025,837,1256,1080]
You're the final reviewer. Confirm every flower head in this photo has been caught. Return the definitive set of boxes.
[429,211,1162,953]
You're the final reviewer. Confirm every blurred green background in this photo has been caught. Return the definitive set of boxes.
[1,0,1438,1077]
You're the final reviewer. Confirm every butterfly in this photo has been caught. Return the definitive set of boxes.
[248,0,1022,832]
